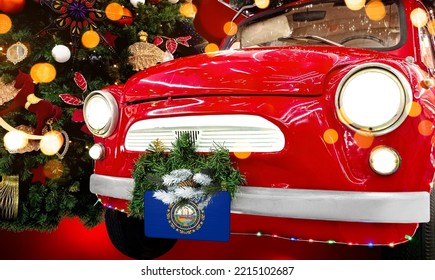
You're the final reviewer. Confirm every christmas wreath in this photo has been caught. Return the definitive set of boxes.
[129,132,245,218]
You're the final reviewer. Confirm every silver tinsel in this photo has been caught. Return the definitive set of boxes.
[154,169,215,209]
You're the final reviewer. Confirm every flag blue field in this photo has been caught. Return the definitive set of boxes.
[144,191,230,242]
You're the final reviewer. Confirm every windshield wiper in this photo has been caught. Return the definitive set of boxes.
[278,35,343,47]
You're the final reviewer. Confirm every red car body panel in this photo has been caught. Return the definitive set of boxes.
[90,0,435,246]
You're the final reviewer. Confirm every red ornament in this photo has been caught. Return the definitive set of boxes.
[103,31,118,49]
[0,0,26,14]
[31,164,46,185]
[117,8,133,26]
[149,0,161,4]
[0,70,62,135]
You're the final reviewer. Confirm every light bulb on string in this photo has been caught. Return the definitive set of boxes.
[40,130,64,156]
[3,130,28,151]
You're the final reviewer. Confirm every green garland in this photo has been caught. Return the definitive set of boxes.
[129,133,245,218]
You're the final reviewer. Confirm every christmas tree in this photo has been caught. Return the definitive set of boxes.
[0,0,203,231]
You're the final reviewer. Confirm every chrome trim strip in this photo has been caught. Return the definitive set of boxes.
[231,186,429,223]
[90,174,135,201]
[90,174,430,223]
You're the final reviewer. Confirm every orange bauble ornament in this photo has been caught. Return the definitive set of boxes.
[0,0,26,14]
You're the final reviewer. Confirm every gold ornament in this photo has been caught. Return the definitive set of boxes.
[43,159,64,179]
[128,31,165,71]
[0,80,18,105]
[138,30,148,42]
[0,175,19,220]
[6,42,29,65]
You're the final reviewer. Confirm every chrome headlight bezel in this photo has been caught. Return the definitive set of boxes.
[83,90,119,138]
[335,63,412,136]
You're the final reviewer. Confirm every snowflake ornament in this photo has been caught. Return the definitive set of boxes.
[39,0,107,50]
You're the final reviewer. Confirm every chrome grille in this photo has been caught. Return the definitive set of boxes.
[174,130,200,144]
[125,115,285,152]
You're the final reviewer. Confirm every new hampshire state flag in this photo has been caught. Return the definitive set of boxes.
[144,191,230,242]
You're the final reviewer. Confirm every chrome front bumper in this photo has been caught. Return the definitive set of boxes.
[90,174,430,223]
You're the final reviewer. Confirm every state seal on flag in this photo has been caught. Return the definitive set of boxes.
[167,200,205,234]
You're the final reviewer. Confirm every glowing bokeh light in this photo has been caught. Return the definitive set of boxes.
[81,30,100,49]
[418,120,433,136]
[179,3,197,18]
[255,0,270,9]
[345,0,365,11]
[105,2,124,21]
[428,19,435,35]
[204,43,219,54]
[365,0,386,21]
[354,131,374,149]
[223,21,238,36]
[323,128,339,144]
[408,101,422,117]
[30,63,57,83]
[0,14,12,34]
[410,8,428,28]
[233,142,253,159]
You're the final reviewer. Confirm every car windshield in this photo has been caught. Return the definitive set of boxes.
[235,0,402,49]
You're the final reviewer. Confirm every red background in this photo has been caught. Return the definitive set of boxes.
[0,217,381,260]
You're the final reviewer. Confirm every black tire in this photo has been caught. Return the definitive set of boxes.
[382,190,435,259]
[105,209,177,259]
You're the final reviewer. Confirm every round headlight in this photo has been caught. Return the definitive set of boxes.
[84,90,119,138]
[336,63,412,135]
[89,143,105,160]
[369,146,401,175]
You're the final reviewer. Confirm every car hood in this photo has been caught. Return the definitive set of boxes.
[123,46,397,103]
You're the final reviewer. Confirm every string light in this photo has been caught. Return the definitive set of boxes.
[232,232,413,248]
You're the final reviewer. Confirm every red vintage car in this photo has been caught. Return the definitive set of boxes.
[84,0,435,259]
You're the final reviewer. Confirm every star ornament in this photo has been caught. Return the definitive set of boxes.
[39,0,106,49]
[31,164,47,185]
